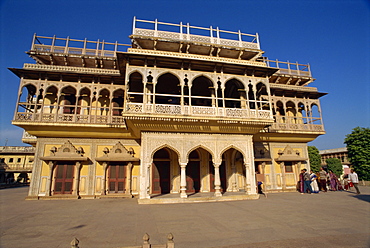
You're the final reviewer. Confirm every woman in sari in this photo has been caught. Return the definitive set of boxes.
[329,170,338,191]
[310,170,319,193]
[298,169,304,193]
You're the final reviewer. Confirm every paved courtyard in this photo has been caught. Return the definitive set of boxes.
[1,186,369,248]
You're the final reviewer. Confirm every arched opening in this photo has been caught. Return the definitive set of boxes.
[152,148,175,195]
[18,84,38,113]
[275,101,285,123]
[297,102,306,124]
[155,73,181,105]
[286,101,296,124]
[112,89,124,116]
[310,104,322,125]
[128,72,143,103]
[186,149,201,193]
[191,76,214,106]
[43,86,58,114]
[224,79,245,108]
[77,88,91,115]
[97,89,110,116]
[59,86,76,114]
[256,82,270,110]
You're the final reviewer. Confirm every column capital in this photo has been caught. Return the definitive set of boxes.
[179,162,187,168]
[213,162,221,168]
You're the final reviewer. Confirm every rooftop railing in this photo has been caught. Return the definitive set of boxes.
[30,34,131,57]
[261,58,312,78]
[132,17,260,50]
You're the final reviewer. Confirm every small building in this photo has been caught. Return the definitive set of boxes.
[320,147,351,174]
[0,146,35,184]
[9,18,326,202]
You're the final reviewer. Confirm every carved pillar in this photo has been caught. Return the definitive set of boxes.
[244,162,251,193]
[46,161,55,196]
[231,161,238,192]
[280,162,286,190]
[179,163,187,198]
[73,162,82,196]
[244,162,257,195]
[102,162,108,195]
[126,162,133,195]
[214,162,222,197]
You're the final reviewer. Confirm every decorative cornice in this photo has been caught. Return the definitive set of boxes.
[23,63,120,75]
[127,48,266,67]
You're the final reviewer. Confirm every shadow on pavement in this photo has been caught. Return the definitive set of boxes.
[351,194,370,203]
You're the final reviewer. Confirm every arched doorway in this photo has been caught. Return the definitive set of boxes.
[186,149,201,193]
[152,148,171,194]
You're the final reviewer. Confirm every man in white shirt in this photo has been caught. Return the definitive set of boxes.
[348,169,360,194]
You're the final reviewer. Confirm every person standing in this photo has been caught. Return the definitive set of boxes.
[310,170,319,193]
[348,169,361,194]
[303,169,313,194]
[329,170,338,191]
[319,167,327,192]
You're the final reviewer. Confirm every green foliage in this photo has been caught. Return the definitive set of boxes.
[344,127,370,180]
[326,158,343,176]
[308,146,321,172]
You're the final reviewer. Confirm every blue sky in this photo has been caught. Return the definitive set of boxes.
[0,0,369,150]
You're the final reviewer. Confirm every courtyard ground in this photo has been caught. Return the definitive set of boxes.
[0,186,369,248]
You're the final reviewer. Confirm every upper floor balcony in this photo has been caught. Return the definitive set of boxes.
[131,17,260,51]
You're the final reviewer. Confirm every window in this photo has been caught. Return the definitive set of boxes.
[17,158,21,163]
[285,162,293,172]
[9,158,14,163]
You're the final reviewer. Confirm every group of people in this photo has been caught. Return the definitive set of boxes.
[297,167,360,194]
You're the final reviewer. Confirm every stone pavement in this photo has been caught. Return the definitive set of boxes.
[0,186,369,248]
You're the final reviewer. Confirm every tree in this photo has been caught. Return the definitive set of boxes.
[326,158,343,177]
[344,127,370,180]
[308,146,321,172]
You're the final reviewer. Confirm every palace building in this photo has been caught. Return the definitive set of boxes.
[10,18,326,202]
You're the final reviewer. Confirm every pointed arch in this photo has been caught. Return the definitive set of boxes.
[128,72,143,103]
[256,82,270,110]
[191,76,215,106]
[112,89,124,116]
[59,86,77,114]
[155,73,181,105]
[224,78,246,108]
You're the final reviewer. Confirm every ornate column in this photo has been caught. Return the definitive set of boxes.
[139,162,151,199]
[213,162,222,197]
[244,162,257,195]
[280,162,286,190]
[46,161,55,196]
[179,163,187,198]
[231,161,238,192]
[101,162,108,195]
[73,162,82,196]
[126,162,133,195]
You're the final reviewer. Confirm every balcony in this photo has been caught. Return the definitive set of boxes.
[125,103,271,120]
[269,116,324,132]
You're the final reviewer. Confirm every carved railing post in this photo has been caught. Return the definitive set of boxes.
[70,238,79,248]
[143,233,151,248]
[166,233,174,248]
